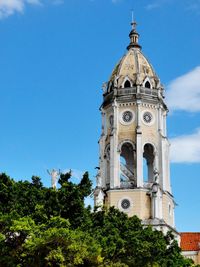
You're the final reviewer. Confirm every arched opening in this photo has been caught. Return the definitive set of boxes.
[143,144,155,183]
[145,81,151,88]
[120,142,135,188]
[124,80,131,88]
[143,158,148,182]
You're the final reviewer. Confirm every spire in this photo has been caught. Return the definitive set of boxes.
[127,16,141,50]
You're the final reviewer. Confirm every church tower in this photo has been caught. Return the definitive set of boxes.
[94,21,178,236]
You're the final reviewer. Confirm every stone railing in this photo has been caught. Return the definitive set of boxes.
[143,182,153,189]
[120,163,134,180]
[120,181,135,189]
[116,87,158,97]
[140,87,158,96]
[117,87,137,96]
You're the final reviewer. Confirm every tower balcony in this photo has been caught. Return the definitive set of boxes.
[117,86,158,97]
[103,86,162,106]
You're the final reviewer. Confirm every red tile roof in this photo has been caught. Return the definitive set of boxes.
[180,233,200,251]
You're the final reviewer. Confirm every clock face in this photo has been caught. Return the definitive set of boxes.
[143,112,153,124]
[122,111,133,123]
[121,199,131,210]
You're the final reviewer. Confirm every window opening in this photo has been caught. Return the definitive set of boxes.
[143,144,154,183]
[145,81,151,88]
[120,143,135,188]
[124,80,131,88]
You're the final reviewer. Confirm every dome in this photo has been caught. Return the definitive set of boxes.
[108,22,160,90]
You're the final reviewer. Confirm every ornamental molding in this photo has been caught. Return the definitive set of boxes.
[118,139,136,152]
[141,103,157,109]
[119,102,136,107]
[142,142,157,154]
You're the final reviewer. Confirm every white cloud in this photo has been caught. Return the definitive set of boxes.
[146,0,171,10]
[166,66,200,113]
[146,0,200,11]
[26,0,40,4]
[0,0,63,19]
[170,129,200,163]
[0,0,40,19]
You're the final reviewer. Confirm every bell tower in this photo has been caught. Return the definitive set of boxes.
[94,22,178,235]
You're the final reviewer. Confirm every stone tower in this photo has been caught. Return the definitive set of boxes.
[94,21,178,236]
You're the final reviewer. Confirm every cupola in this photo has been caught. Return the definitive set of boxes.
[106,21,161,93]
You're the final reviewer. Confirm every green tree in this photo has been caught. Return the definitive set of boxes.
[0,173,197,267]
[0,215,102,267]
[0,172,92,228]
[89,207,195,267]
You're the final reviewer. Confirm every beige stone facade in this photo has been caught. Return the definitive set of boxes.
[182,251,200,265]
[106,189,151,219]
[162,193,175,227]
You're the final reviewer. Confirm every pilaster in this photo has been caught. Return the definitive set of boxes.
[136,99,143,187]
[110,99,120,188]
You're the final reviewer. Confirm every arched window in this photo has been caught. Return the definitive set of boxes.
[145,81,151,88]
[120,142,135,188]
[169,203,172,217]
[124,80,131,88]
[143,144,154,183]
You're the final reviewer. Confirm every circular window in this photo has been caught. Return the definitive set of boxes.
[109,115,114,127]
[122,111,133,123]
[120,110,135,125]
[143,112,152,123]
[121,199,131,210]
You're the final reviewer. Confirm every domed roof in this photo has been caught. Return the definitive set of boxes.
[108,22,160,90]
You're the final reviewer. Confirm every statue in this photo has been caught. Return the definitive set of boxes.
[102,82,107,93]
[114,75,119,87]
[153,168,159,183]
[47,169,61,189]
[96,171,102,187]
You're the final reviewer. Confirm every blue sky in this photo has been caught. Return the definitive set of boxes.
[0,0,200,232]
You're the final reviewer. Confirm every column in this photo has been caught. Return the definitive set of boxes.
[99,108,106,187]
[161,138,171,192]
[163,111,167,137]
[151,186,160,219]
[158,105,163,134]
[136,100,143,187]
[110,99,120,188]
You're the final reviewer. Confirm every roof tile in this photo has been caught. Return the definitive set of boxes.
[180,233,200,251]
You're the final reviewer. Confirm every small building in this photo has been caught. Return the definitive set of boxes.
[181,233,200,265]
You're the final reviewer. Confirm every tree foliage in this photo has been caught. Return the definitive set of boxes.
[0,172,197,267]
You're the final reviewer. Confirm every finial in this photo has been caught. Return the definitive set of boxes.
[131,10,137,31]
[131,20,137,31]
[127,13,141,50]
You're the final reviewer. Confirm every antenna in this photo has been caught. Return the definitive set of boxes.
[131,9,134,23]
